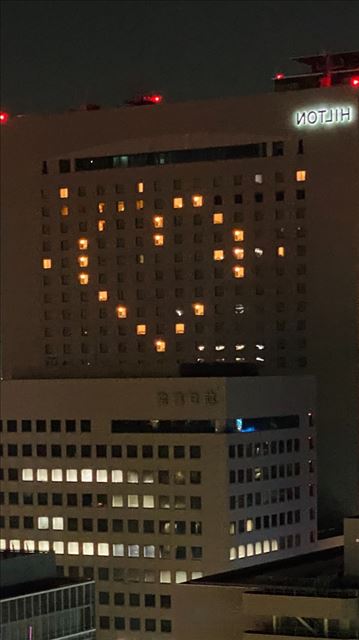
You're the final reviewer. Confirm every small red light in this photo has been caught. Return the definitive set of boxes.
[275,73,284,80]
[0,111,9,124]
[350,76,359,87]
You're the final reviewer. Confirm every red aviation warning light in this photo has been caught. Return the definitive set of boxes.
[350,76,359,87]
[275,73,285,80]
[125,94,164,106]
[0,111,9,124]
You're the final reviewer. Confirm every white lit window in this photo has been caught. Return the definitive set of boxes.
[173,197,183,208]
[111,470,123,483]
[81,469,93,482]
[238,545,246,558]
[128,544,140,557]
[263,540,270,553]
[255,541,262,555]
[175,308,184,316]
[235,344,245,351]
[246,543,254,557]
[213,212,223,224]
[191,571,203,579]
[98,543,109,556]
[38,541,49,552]
[160,571,171,584]
[52,517,64,530]
[271,539,278,551]
[215,344,225,351]
[127,471,139,483]
[255,173,263,184]
[83,543,94,556]
[59,187,68,199]
[246,518,253,532]
[296,170,306,182]
[192,195,203,207]
[143,495,155,508]
[256,357,265,362]
[116,306,127,319]
[98,291,108,302]
[22,469,33,482]
[255,247,264,257]
[175,571,187,584]
[24,540,35,552]
[143,471,154,483]
[113,544,125,557]
[128,495,139,508]
[42,258,52,269]
[112,495,124,507]
[51,469,63,482]
[66,469,78,482]
[144,545,155,558]
[37,469,48,482]
[0,540,7,551]
[229,547,237,560]
[38,517,49,530]
[96,469,108,483]
[53,541,64,554]
[68,542,79,555]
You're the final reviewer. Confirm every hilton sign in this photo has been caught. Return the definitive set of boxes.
[294,105,356,128]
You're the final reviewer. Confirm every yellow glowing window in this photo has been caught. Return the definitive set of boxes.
[155,339,166,352]
[98,220,106,231]
[42,258,52,269]
[98,290,108,302]
[173,197,184,209]
[154,234,164,246]
[233,247,244,260]
[137,181,144,193]
[193,303,204,316]
[233,229,244,241]
[296,170,306,182]
[213,213,223,224]
[61,206,69,217]
[192,195,203,207]
[233,266,245,279]
[136,324,147,335]
[175,323,185,334]
[97,202,105,213]
[59,187,68,199]
[78,255,88,267]
[277,246,285,257]
[117,201,125,212]
[79,273,89,285]
[116,306,127,319]
[213,249,224,261]
[136,199,144,210]
[153,216,164,228]
[78,238,88,250]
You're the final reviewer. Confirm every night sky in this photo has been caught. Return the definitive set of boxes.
[1,0,359,114]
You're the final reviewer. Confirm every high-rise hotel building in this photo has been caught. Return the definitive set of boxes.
[0,375,316,638]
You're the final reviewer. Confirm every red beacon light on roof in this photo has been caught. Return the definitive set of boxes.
[0,111,10,124]
[350,76,359,87]
[125,94,164,107]
[275,73,285,80]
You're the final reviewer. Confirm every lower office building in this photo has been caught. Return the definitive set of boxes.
[0,550,95,640]
[0,374,317,638]
[174,518,359,640]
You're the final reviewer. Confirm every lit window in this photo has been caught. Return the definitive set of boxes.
[38,541,49,552]
[155,339,166,352]
[61,206,69,216]
[233,229,244,241]
[255,541,262,555]
[24,540,35,552]
[38,517,49,530]
[112,495,124,507]
[271,539,279,551]
[78,273,89,285]
[246,543,254,557]
[277,246,285,257]
[213,212,223,224]
[136,324,146,335]
[235,344,245,351]
[81,469,93,482]
[59,187,68,199]
[117,201,125,212]
[69,542,80,555]
[193,303,204,316]
[153,215,164,228]
[78,255,88,267]
[233,247,244,260]
[143,471,154,483]
[137,181,144,193]
[127,471,139,483]
[191,571,203,579]
[246,518,253,532]
[113,543,125,557]
[66,469,78,482]
[213,249,224,261]
[153,234,164,246]
[42,258,52,269]
[78,238,88,250]
[173,197,184,208]
[22,469,33,482]
[96,469,108,482]
[197,344,205,351]
[136,199,144,210]
[51,469,63,482]
[143,495,155,508]
[111,470,123,483]
[52,517,64,530]
[128,495,139,508]
[254,248,263,257]
[238,545,246,558]
[175,323,185,334]
[215,345,225,351]
[176,308,184,316]
[296,170,306,182]
[128,544,140,557]
[233,266,245,278]
[98,543,109,556]
[83,542,94,555]
[255,173,263,184]
[116,306,127,319]
[144,545,155,558]
[97,202,105,213]
[53,541,64,554]
[160,571,171,584]
[0,540,6,551]
[175,571,188,583]
[192,195,203,207]
[229,547,237,560]
[98,290,108,302]
[98,219,105,231]
[263,540,270,553]
[37,469,48,482]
